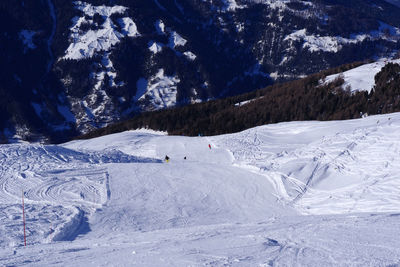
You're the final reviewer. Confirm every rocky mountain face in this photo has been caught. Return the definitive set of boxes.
[1,0,400,142]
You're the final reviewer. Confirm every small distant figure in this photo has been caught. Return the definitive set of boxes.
[165,155,170,162]
[208,144,211,149]
[184,156,187,160]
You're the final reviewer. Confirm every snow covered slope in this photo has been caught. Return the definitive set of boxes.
[2,113,400,265]
[324,58,400,93]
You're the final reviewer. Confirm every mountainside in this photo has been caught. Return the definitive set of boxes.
[1,0,400,142]
[78,59,400,138]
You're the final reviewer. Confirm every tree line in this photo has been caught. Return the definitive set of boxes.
[76,61,400,139]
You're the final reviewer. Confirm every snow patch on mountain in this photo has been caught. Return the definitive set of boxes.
[222,0,247,11]
[148,41,163,54]
[251,0,314,15]
[74,1,127,16]
[285,23,400,53]
[63,1,139,60]
[149,29,191,58]
[169,31,187,48]
[323,58,400,93]
[118,18,140,37]
[184,51,196,61]
[136,69,180,110]
[155,20,166,34]
[253,0,289,10]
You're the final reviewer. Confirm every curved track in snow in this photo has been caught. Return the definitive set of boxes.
[0,144,159,246]
[213,113,400,215]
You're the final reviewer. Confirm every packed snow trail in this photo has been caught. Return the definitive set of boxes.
[64,131,295,235]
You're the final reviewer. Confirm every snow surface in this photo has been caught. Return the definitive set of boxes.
[324,58,400,93]
[183,51,196,61]
[148,41,163,54]
[221,0,247,11]
[149,26,193,62]
[117,18,139,37]
[2,113,400,265]
[169,31,187,48]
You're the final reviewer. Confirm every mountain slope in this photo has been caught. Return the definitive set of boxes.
[1,0,400,142]
[77,59,400,138]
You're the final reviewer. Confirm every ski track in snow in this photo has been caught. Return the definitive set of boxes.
[0,144,159,247]
[2,114,400,265]
[213,113,400,215]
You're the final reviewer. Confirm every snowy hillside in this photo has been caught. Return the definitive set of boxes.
[2,113,400,265]
[324,58,400,93]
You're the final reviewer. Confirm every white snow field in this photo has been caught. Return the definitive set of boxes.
[324,58,400,93]
[2,114,400,266]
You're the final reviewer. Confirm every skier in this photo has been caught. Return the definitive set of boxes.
[165,155,170,162]
[208,144,211,149]
[184,156,187,160]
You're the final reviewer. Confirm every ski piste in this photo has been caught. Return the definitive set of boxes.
[1,113,400,265]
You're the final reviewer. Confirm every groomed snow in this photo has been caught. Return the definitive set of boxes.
[2,114,400,265]
[324,58,400,93]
